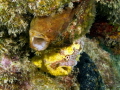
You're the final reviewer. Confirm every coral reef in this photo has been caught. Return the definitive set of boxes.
[0,54,80,90]
[83,37,120,89]
[89,21,120,54]
[87,3,120,88]
[0,0,74,36]
[0,55,31,90]
[83,1,120,89]
[96,0,120,25]
[3,0,119,89]
[30,68,80,90]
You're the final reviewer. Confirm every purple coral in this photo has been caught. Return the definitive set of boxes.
[1,55,12,69]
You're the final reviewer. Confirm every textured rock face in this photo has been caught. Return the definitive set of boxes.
[83,37,120,90]
[0,0,74,36]
[89,21,120,55]
[0,0,96,89]
[96,0,120,25]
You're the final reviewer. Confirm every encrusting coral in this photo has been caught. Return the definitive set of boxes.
[83,37,120,89]
[0,0,74,36]
[96,0,120,25]
[89,21,120,54]
[0,0,97,89]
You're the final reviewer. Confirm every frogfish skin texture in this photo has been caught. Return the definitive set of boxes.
[29,8,75,51]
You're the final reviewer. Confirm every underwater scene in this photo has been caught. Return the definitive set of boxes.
[0,0,120,90]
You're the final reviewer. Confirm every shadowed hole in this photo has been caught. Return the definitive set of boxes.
[62,67,68,71]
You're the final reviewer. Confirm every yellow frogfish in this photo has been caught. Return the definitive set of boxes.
[32,40,82,76]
